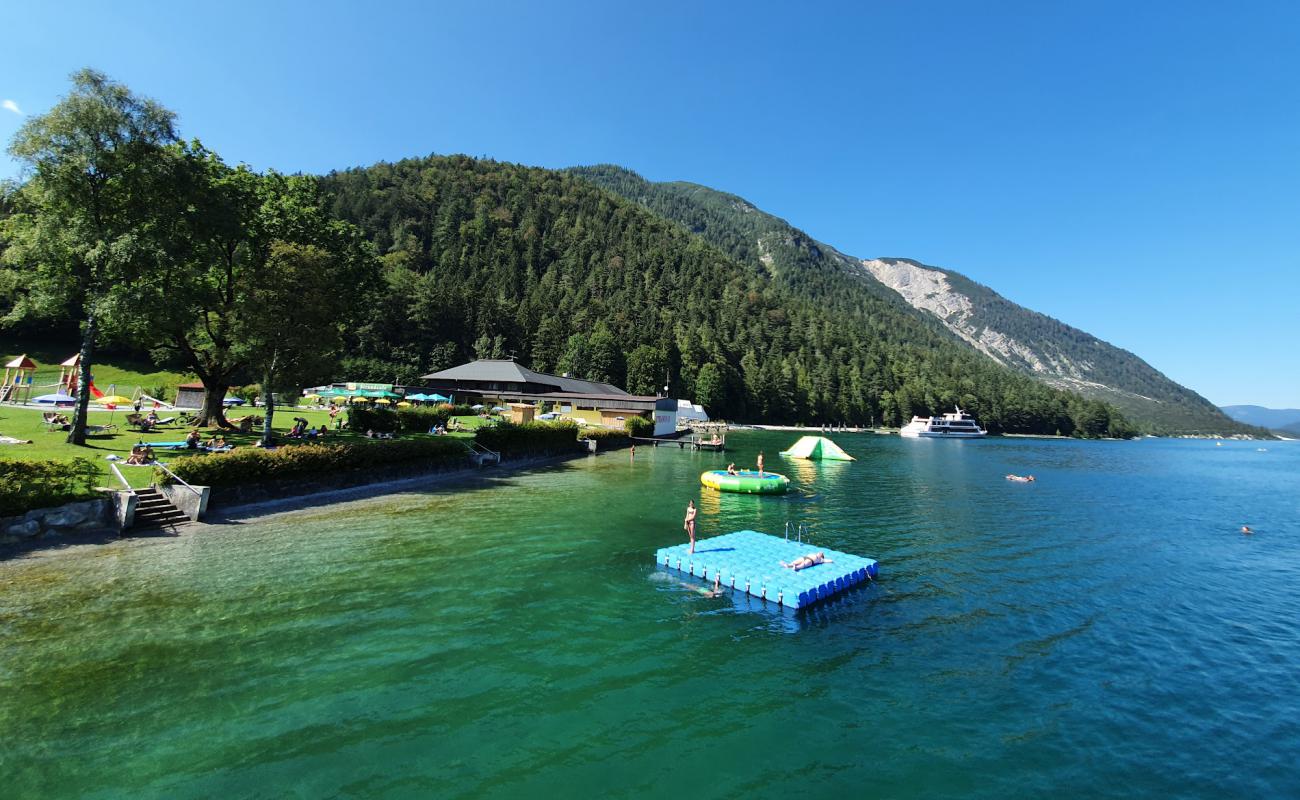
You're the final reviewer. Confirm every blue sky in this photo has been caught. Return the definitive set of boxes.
[2,1,1297,407]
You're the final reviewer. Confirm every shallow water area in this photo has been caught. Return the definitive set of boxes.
[2,434,1298,798]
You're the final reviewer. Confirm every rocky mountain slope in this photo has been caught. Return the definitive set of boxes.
[860,258,1237,433]
[570,165,1256,435]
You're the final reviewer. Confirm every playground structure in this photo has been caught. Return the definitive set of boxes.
[1,352,178,409]
[2,355,36,404]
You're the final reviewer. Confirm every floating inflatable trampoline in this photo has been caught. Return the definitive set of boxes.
[700,469,790,494]
[780,435,855,461]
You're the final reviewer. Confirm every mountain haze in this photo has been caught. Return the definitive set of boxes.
[1220,405,1300,432]
[569,165,1254,436]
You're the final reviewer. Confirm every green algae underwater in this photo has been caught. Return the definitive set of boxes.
[2,432,1298,798]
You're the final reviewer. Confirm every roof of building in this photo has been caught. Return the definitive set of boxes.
[420,359,628,396]
[177,382,206,390]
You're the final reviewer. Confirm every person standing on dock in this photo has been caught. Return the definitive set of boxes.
[684,500,697,553]
[756,451,764,477]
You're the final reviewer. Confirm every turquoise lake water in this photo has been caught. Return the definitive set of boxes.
[2,433,1298,798]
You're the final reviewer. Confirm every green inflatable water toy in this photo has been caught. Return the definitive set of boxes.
[700,469,790,494]
[779,435,855,461]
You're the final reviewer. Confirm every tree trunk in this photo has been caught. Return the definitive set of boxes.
[260,369,275,446]
[196,384,232,428]
[66,312,96,446]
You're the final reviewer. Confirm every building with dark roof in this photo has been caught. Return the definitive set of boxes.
[417,359,677,435]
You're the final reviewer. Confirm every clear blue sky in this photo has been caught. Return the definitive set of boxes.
[3,1,1297,407]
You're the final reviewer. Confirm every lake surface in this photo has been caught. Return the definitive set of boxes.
[2,433,1298,798]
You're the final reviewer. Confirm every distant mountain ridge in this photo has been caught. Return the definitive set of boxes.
[1220,405,1300,433]
[568,165,1257,436]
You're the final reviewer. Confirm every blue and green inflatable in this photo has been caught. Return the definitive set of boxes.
[700,469,790,494]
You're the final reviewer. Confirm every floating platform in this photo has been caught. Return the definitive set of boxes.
[780,435,855,461]
[655,529,878,610]
[701,470,790,494]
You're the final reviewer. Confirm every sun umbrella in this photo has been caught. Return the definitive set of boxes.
[471,404,485,410]
[491,406,508,412]
[95,394,133,423]
[429,393,451,402]
[351,396,371,402]
[373,398,391,405]
[396,401,412,408]
[405,393,428,401]
[33,392,77,404]
[302,393,321,401]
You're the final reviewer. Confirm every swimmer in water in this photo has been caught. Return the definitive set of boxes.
[1241,526,1253,535]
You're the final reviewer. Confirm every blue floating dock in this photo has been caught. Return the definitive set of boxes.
[655,529,879,610]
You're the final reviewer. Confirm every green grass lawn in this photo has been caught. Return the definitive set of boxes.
[0,404,483,490]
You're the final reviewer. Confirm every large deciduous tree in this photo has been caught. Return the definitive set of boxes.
[240,240,371,446]
[128,156,376,427]
[2,69,178,444]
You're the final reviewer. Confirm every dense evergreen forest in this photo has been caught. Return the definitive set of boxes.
[321,155,1136,436]
[568,165,1257,436]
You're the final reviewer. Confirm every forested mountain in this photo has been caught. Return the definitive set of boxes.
[318,155,1134,435]
[569,165,1256,436]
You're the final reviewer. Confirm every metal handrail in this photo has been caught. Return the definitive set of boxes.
[153,461,201,496]
[108,463,133,493]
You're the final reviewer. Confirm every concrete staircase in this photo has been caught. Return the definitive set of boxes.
[132,487,192,530]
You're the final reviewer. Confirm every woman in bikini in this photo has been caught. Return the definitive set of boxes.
[782,552,832,571]
[684,500,697,553]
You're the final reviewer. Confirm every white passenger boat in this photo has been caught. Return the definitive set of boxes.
[899,407,987,438]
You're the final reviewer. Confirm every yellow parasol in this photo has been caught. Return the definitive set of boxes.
[302,393,321,401]
[94,394,133,423]
[396,401,412,408]
[373,398,392,405]
[351,396,371,402]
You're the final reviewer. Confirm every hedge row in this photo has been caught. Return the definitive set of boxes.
[347,405,478,434]
[474,421,584,457]
[624,416,655,437]
[578,428,630,446]
[157,438,470,488]
[0,458,101,517]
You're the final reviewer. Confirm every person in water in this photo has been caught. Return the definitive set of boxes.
[1241,525,1253,535]
[684,500,697,553]
[782,552,832,571]
[1006,474,1036,482]
[756,451,764,477]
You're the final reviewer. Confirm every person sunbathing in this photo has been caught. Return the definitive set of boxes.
[782,552,832,571]
[726,463,738,475]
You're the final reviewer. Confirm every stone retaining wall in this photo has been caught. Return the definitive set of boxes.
[0,496,121,545]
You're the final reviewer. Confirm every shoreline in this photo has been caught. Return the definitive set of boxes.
[1,451,588,561]
[209,451,581,523]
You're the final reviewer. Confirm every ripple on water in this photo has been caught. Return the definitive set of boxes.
[2,436,1299,797]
